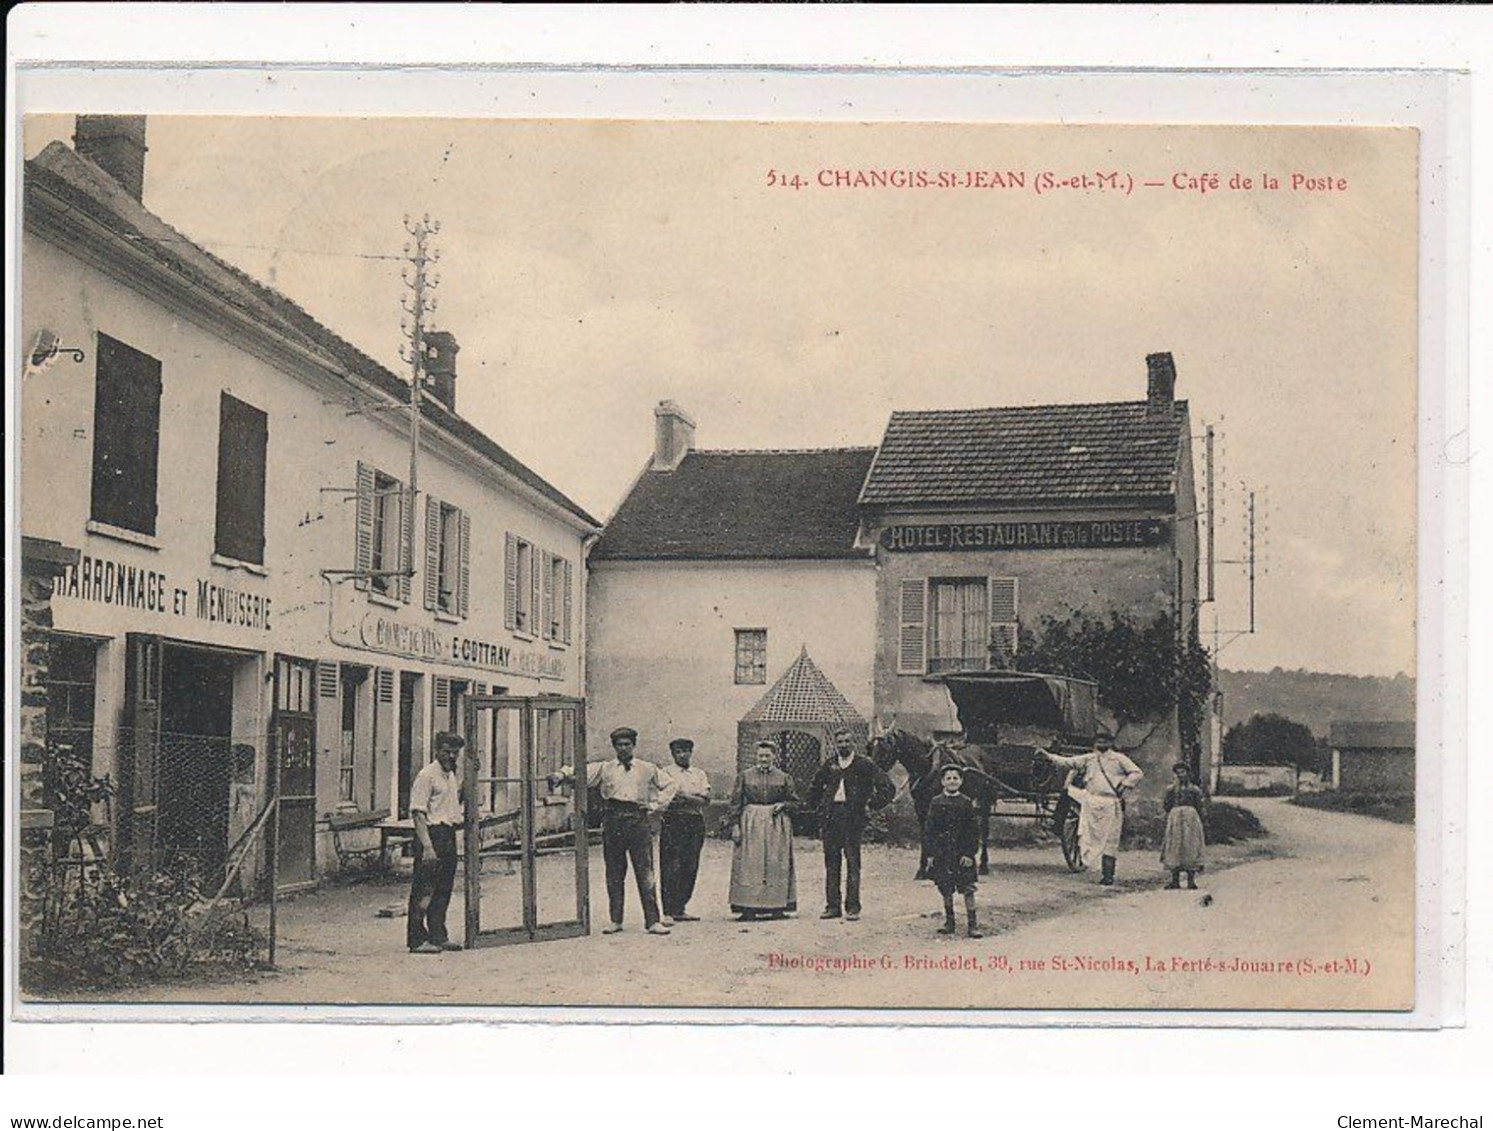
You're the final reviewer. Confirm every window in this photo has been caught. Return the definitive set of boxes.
[355,463,411,601]
[90,333,162,535]
[505,534,536,633]
[735,629,768,685]
[424,497,469,616]
[214,393,268,564]
[901,576,1020,676]
[542,553,574,644]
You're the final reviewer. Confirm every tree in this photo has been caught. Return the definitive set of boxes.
[1221,713,1317,771]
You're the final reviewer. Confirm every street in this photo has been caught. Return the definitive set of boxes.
[93,798,1412,1012]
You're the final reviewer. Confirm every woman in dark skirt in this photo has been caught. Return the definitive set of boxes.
[924,765,983,938]
[728,740,799,920]
[1161,762,1208,889]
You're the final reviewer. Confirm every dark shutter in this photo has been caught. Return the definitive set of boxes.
[214,392,269,564]
[90,334,162,535]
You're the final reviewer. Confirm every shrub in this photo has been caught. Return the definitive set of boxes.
[24,856,265,992]
[1290,791,1414,825]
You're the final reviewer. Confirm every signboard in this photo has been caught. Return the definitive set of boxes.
[55,553,272,630]
[879,519,1169,553]
[354,611,567,681]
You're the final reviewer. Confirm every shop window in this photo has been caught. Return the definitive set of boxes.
[90,333,162,536]
[214,392,268,565]
[734,629,768,685]
[355,462,411,601]
[505,534,538,634]
[542,553,573,643]
[424,497,469,617]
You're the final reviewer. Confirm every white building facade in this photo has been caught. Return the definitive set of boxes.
[21,118,599,887]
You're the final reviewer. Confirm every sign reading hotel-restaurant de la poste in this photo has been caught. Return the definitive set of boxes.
[878,519,1171,553]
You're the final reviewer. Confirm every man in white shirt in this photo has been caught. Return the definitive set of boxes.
[1041,729,1144,886]
[657,738,712,923]
[554,726,673,935]
[407,731,467,953]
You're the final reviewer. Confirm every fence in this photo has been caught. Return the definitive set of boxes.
[25,728,279,991]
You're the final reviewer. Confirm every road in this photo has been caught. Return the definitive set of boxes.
[90,798,1413,1012]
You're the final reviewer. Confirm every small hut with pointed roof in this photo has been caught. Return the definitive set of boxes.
[738,646,870,799]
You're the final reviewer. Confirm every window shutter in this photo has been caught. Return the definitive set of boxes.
[433,676,450,711]
[214,393,268,564]
[457,510,471,618]
[562,558,573,645]
[988,578,1019,671]
[373,668,395,811]
[424,495,442,611]
[317,661,341,701]
[354,462,375,590]
[897,578,928,675]
[504,532,518,631]
[530,543,542,638]
[397,484,414,603]
[541,551,556,640]
[90,334,163,536]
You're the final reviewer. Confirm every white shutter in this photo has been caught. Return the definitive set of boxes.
[897,578,928,675]
[457,510,471,619]
[397,483,414,603]
[353,462,375,590]
[373,668,395,811]
[504,532,518,631]
[988,577,1019,670]
[562,558,573,645]
[424,495,442,611]
[541,551,556,640]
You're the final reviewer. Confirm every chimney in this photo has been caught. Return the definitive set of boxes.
[424,331,459,413]
[653,400,696,471]
[1146,351,1176,413]
[74,115,148,202]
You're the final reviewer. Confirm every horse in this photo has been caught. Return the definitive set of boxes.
[868,726,998,877]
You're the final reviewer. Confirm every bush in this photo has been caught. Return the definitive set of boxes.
[1123,799,1267,850]
[1214,782,1295,798]
[1290,791,1414,825]
[24,856,266,992]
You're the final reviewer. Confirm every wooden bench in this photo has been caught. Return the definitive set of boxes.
[328,809,390,872]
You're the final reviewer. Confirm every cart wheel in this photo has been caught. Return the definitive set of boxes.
[1059,799,1083,872]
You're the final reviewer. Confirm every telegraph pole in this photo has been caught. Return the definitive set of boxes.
[399,215,441,510]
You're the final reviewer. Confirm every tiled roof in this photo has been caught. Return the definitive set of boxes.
[742,647,867,726]
[1329,721,1415,750]
[590,448,876,561]
[25,142,599,530]
[859,400,1187,508]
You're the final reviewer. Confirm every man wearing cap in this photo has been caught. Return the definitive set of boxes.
[554,727,672,935]
[657,738,712,923]
[1040,730,1144,886]
[807,726,895,920]
[407,731,467,954]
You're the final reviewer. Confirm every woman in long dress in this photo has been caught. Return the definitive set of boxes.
[728,740,799,920]
[1161,762,1208,889]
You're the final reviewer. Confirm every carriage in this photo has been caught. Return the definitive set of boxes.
[871,670,1099,874]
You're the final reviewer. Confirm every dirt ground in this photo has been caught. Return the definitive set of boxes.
[66,798,1413,1012]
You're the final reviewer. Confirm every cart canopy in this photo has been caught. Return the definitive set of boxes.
[939,671,1098,746]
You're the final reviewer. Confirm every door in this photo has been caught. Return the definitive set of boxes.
[463,695,589,947]
[119,633,162,874]
[272,655,317,888]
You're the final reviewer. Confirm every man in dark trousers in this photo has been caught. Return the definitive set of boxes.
[807,727,895,921]
[407,731,466,954]
[555,726,672,935]
[657,738,712,923]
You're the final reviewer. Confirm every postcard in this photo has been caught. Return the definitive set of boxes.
[12,104,1437,1020]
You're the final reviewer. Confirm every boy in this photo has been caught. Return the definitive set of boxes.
[924,764,983,938]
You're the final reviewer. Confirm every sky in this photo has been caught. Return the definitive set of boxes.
[23,115,1419,677]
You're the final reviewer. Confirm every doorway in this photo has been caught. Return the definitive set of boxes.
[158,645,237,888]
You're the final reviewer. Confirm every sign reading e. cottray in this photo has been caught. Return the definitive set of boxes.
[880,519,1169,553]
[358,613,567,681]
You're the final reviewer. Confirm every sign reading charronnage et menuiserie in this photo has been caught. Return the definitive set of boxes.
[879,518,1170,553]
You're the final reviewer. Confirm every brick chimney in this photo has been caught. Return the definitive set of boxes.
[74,115,148,202]
[653,400,695,471]
[1146,351,1177,414]
[424,331,459,413]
